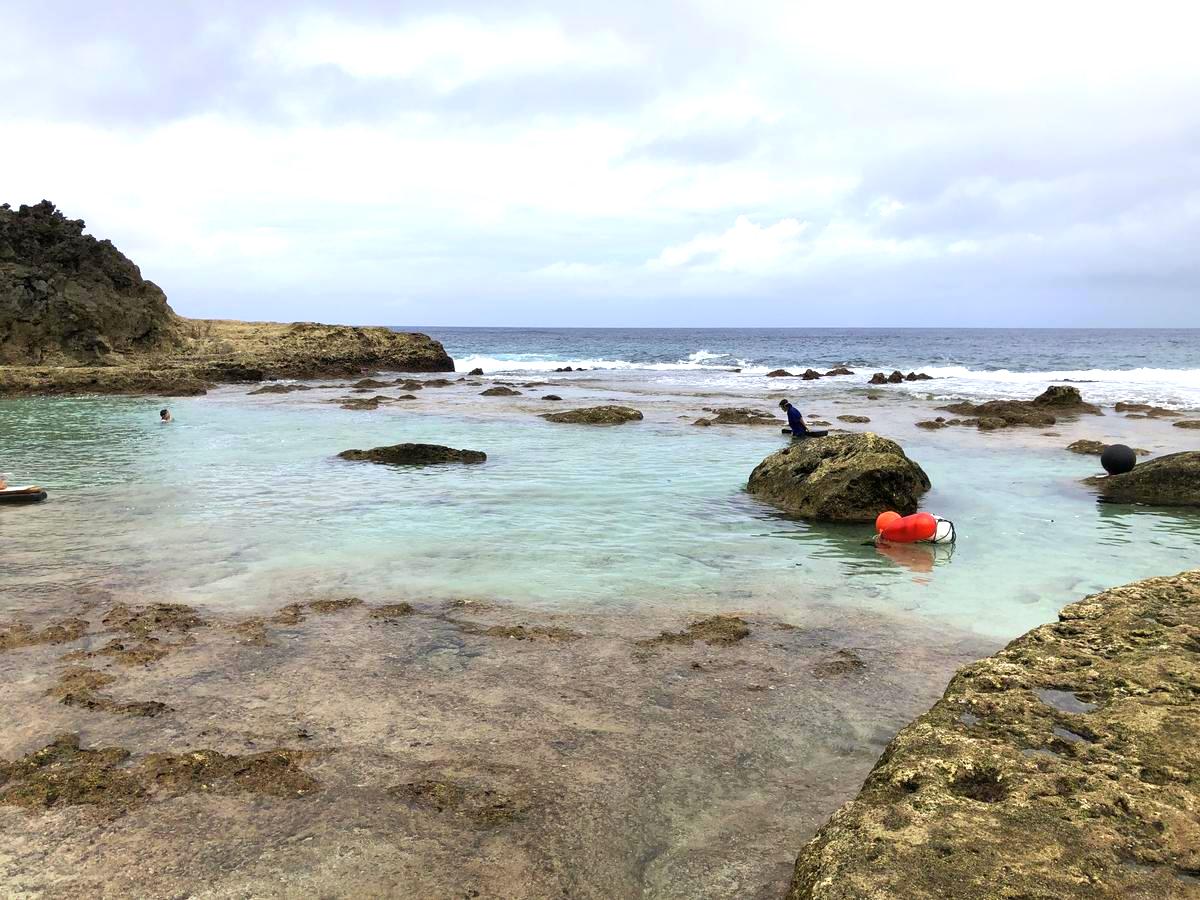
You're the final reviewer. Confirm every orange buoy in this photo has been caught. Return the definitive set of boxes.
[879,512,956,544]
[875,510,902,533]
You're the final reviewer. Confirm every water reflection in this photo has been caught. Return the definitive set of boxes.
[874,541,955,576]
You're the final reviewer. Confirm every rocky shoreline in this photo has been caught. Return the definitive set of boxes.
[1,201,453,395]
[787,569,1200,899]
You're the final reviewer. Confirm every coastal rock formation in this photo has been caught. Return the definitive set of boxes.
[0,201,453,395]
[481,386,521,396]
[802,369,823,380]
[836,415,870,424]
[542,394,562,401]
[468,367,484,376]
[540,406,643,425]
[767,369,794,377]
[1116,402,1180,418]
[248,383,312,395]
[1083,451,1200,507]
[747,432,930,521]
[938,386,1101,429]
[0,201,183,365]
[787,570,1200,900]
[692,408,780,427]
[1174,420,1200,429]
[337,444,486,466]
[825,367,854,376]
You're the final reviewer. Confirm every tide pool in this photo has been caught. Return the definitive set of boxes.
[2,385,1197,641]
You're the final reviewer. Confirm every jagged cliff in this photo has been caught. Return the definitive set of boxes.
[0,201,454,394]
[0,201,182,365]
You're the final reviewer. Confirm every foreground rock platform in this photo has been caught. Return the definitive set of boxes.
[788,569,1200,900]
[747,432,930,522]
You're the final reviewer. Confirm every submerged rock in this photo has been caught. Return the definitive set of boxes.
[786,570,1200,900]
[747,432,930,522]
[247,383,312,395]
[542,394,562,401]
[337,444,487,466]
[540,406,643,425]
[1174,420,1200,429]
[1083,451,1200,507]
[836,415,870,424]
[480,386,522,396]
[636,615,751,648]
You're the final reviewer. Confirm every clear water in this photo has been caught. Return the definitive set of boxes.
[3,360,1198,641]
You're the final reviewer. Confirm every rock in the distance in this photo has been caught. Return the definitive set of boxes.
[337,444,487,465]
[747,432,930,522]
[481,386,522,396]
[540,406,643,425]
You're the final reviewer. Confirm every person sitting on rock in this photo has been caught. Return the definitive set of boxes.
[779,399,808,435]
[159,408,173,424]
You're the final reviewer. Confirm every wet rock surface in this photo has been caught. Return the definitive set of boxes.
[540,405,644,425]
[1083,451,1200,507]
[835,415,870,424]
[337,443,487,466]
[748,432,931,522]
[787,569,1200,900]
[0,590,988,899]
[481,386,522,396]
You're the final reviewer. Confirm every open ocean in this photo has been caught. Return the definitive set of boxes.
[416,327,1200,408]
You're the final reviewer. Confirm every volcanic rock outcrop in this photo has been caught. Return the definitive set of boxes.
[0,201,454,395]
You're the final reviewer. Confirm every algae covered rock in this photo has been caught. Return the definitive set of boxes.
[1067,439,1149,457]
[693,407,781,427]
[481,386,521,396]
[337,444,487,465]
[1083,451,1200,507]
[787,570,1200,900]
[540,406,643,425]
[747,432,930,522]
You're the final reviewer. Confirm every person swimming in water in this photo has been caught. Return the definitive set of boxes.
[159,408,173,423]
[779,399,807,435]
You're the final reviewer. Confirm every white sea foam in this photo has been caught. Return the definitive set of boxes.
[450,354,1200,408]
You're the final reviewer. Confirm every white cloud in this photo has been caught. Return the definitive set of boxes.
[650,216,807,272]
[255,14,638,92]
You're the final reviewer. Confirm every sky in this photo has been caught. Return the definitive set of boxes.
[2,0,1198,327]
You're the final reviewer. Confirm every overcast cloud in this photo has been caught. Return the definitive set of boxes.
[2,0,1198,326]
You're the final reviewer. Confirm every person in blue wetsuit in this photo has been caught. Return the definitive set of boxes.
[779,399,807,435]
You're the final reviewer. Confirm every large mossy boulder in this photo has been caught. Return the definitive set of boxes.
[540,405,643,425]
[1083,451,1200,507]
[337,443,486,465]
[747,432,930,521]
[0,201,182,364]
[787,570,1200,900]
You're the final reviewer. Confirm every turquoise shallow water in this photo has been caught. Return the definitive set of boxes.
[2,381,1197,641]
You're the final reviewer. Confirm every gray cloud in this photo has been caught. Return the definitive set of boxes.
[2,1,1198,326]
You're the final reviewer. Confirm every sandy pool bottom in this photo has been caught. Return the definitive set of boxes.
[0,587,990,900]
